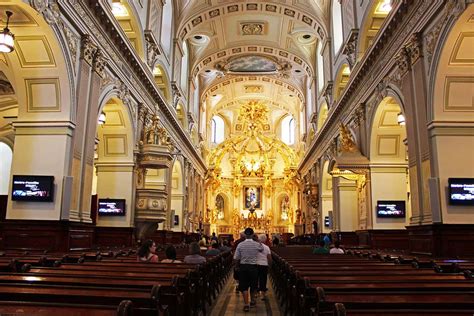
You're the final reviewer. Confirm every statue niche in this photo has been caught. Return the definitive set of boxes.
[144,115,170,146]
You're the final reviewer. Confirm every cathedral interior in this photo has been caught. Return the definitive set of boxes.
[0,0,473,257]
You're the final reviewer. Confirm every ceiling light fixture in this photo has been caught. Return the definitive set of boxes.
[98,111,106,125]
[397,112,405,126]
[0,11,14,53]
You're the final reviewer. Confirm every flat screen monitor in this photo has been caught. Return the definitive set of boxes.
[448,178,474,205]
[377,201,405,218]
[98,199,126,216]
[11,175,54,202]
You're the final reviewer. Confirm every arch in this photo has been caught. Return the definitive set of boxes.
[357,0,392,61]
[333,63,350,101]
[369,97,407,164]
[93,96,135,226]
[0,1,73,121]
[0,142,13,195]
[177,3,327,44]
[193,46,313,79]
[161,0,173,57]
[369,96,410,229]
[176,103,186,126]
[152,63,172,104]
[171,159,184,231]
[429,5,474,223]
[320,159,333,233]
[109,0,145,60]
[331,0,343,56]
[317,102,329,131]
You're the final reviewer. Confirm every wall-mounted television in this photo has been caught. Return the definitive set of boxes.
[11,175,54,202]
[98,199,126,216]
[448,178,474,205]
[376,201,405,218]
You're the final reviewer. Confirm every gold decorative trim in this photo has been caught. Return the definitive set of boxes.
[15,36,56,68]
[103,109,125,127]
[378,109,400,128]
[444,76,474,111]
[103,134,128,156]
[377,135,400,156]
[25,78,60,112]
[449,32,474,64]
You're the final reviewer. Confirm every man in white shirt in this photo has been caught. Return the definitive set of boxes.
[234,227,263,312]
[329,240,345,254]
[256,234,272,300]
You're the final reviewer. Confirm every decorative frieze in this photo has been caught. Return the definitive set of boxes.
[80,34,96,66]
[342,29,359,69]
[145,31,160,68]
[93,49,107,78]
[29,0,61,24]
[406,33,423,65]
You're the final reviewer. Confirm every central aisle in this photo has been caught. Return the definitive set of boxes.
[210,275,282,316]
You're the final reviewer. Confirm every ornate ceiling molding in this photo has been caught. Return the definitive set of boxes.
[178,2,327,42]
[193,45,313,78]
[202,75,304,104]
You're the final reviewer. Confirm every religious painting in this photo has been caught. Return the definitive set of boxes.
[244,186,262,210]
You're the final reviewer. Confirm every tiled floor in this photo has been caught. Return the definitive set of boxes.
[210,276,282,316]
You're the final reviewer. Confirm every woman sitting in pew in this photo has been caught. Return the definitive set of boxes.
[184,242,207,264]
[137,240,159,263]
[329,240,345,254]
[312,240,329,254]
[161,245,182,263]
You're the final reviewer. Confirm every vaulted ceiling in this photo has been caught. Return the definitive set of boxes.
[175,0,331,149]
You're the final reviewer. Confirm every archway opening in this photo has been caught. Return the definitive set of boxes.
[170,160,184,231]
[369,96,410,229]
[334,64,350,101]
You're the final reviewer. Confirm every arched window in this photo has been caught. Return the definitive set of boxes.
[281,115,295,145]
[180,40,189,93]
[211,115,225,144]
[317,41,325,92]
[160,0,173,56]
[332,0,343,56]
[0,142,13,195]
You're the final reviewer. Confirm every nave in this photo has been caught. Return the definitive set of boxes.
[210,276,281,316]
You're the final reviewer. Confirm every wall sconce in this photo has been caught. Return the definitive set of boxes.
[98,111,106,125]
[397,112,405,126]
[0,11,14,53]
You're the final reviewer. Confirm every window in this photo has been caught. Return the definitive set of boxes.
[317,42,325,92]
[332,0,343,56]
[281,115,295,145]
[180,41,188,93]
[211,115,225,144]
[160,0,172,56]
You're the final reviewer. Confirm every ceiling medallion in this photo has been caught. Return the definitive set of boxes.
[241,22,264,35]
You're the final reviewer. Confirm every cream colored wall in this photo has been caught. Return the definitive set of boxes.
[95,165,134,227]
[7,134,71,220]
[171,196,183,231]
[433,135,474,224]
[430,6,474,224]
[0,143,12,195]
[371,167,409,229]
[338,178,358,232]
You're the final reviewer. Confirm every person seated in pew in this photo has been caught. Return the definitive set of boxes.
[161,245,182,263]
[329,240,345,254]
[313,240,329,254]
[184,242,207,264]
[219,240,231,252]
[206,241,221,256]
[198,239,208,251]
[137,239,159,263]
